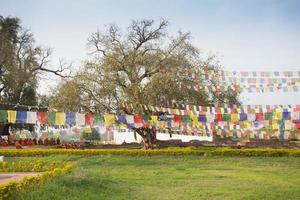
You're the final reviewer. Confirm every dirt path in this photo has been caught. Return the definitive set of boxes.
[0,172,41,185]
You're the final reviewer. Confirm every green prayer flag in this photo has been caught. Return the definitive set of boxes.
[48,112,56,125]
[143,115,151,121]
[223,114,231,122]
[94,114,104,125]
[264,113,273,120]
[0,110,7,123]
[181,115,190,123]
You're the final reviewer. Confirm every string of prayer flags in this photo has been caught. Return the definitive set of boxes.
[0,108,299,141]
[220,70,300,77]
[221,77,300,85]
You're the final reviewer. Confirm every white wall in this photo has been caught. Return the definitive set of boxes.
[113,130,213,144]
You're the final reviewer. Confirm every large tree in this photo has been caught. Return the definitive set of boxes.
[0,16,70,107]
[52,19,240,148]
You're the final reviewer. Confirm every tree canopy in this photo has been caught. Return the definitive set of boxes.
[0,16,70,108]
[50,19,240,113]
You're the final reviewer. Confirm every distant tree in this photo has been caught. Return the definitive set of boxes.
[0,16,71,106]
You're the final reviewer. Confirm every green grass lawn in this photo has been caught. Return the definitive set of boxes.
[6,155,300,200]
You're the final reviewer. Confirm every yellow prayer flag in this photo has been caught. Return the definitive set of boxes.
[104,114,116,124]
[55,112,65,125]
[231,114,239,122]
[151,115,158,122]
[7,110,17,123]
[274,112,282,120]
[190,115,198,122]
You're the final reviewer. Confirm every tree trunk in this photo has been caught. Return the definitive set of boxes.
[134,127,157,149]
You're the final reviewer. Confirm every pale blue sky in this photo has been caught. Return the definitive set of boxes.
[1,0,300,105]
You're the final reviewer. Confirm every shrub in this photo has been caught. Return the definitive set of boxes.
[0,163,73,200]
[0,160,64,172]
[0,148,299,157]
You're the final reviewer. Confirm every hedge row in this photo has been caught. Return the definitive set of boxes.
[0,163,73,200]
[0,160,64,172]
[0,147,299,157]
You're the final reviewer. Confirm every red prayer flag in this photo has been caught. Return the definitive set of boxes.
[255,113,264,121]
[174,115,182,123]
[134,115,143,123]
[215,114,223,122]
[37,112,48,124]
[85,113,94,125]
